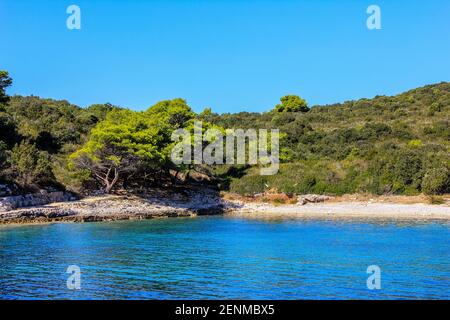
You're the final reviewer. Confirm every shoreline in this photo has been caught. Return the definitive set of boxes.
[0,194,227,225]
[227,202,450,221]
[0,193,449,225]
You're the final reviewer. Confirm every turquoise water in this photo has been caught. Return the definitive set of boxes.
[0,216,449,299]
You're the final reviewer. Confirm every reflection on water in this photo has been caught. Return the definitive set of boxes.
[0,216,449,299]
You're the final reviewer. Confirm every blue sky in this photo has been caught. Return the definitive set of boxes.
[1,0,449,113]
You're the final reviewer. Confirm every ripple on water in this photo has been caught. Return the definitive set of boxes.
[0,217,449,299]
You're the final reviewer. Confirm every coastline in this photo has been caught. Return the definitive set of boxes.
[0,187,229,225]
[0,193,449,225]
[228,202,450,221]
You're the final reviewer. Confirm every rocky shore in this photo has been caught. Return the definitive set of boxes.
[0,188,234,225]
[0,191,449,225]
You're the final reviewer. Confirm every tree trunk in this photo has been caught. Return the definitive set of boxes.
[104,168,119,194]
[105,182,113,194]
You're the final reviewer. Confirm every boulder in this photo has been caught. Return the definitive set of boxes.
[297,194,333,205]
[0,191,76,212]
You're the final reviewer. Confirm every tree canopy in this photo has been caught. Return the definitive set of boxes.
[0,71,12,104]
[274,95,309,113]
[69,100,197,193]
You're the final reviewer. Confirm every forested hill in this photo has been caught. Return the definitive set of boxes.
[205,82,450,195]
[0,69,449,196]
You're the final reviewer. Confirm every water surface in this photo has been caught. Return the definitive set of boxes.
[0,216,449,299]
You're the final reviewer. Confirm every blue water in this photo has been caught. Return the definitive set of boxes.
[0,216,449,299]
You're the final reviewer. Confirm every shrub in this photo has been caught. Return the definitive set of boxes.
[422,168,450,195]
[427,196,445,205]
[428,102,442,115]
[229,175,268,195]
[408,139,423,148]
[393,150,423,187]
[9,141,54,189]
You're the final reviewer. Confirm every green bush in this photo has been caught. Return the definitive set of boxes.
[9,141,54,189]
[422,168,450,195]
[229,174,268,195]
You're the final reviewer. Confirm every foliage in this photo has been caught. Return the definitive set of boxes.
[211,82,450,195]
[422,168,450,195]
[0,69,448,196]
[69,100,197,193]
[274,95,309,113]
[0,71,12,104]
[9,141,53,189]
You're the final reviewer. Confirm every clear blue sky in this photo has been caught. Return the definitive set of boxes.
[1,0,450,113]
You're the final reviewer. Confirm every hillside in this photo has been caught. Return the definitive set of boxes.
[0,70,449,196]
[205,82,450,195]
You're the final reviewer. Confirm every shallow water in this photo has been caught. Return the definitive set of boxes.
[0,216,449,299]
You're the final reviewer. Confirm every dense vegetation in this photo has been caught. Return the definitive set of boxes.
[206,83,450,195]
[0,70,449,196]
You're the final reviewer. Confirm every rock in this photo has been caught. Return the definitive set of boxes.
[0,191,77,212]
[0,184,14,197]
[297,194,333,205]
[0,187,234,224]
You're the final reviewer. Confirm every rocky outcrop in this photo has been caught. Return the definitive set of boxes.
[0,205,195,224]
[0,191,77,212]
[297,194,334,205]
[0,188,235,224]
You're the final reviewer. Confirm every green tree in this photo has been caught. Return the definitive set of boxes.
[9,141,53,188]
[145,98,195,129]
[78,103,117,126]
[70,110,158,193]
[0,141,7,173]
[274,95,309,113]
[0,112,19,147]
[0,71,12,104]
[70,100,197,193]
[422,168,450,195]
